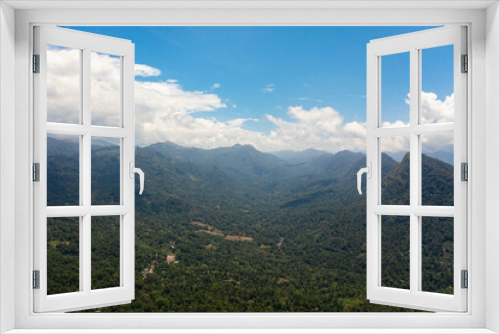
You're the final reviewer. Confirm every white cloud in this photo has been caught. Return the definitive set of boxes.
[211,83,221,89]
[261,106,365,152]
[135,64,161,77]
[226,118,259,127]
[46,46,82,124]
[381,120,409,128]
[421,91,454,124]
[46,49,454,154]
[261,84,274,93]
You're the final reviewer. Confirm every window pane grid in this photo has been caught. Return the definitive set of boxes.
[43,46,127,296]
[375,45,457,296]
[367,25,466,312]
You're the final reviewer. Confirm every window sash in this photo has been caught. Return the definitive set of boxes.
[366,26,468,312]
[33,25,136,313]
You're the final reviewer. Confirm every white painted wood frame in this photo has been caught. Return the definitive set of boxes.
[5,4,490,333]
[366,26,467,312]
[32,26,135,313]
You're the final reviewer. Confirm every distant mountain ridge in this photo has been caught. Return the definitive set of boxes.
[270,149,331,165]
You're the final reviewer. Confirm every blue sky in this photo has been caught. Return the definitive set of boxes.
[61,26,454,152]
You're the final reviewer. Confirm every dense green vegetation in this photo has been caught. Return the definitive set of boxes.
[46,138,454,312]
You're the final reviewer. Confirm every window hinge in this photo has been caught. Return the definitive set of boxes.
[461,162,468,181]
[461,270,468,289]
[461,54,468,73]
[33,54,40,73]
[33,270,40,289]
[33,163,40,182]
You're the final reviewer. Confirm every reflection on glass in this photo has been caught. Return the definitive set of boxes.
[47,45,81,124]
[421,133,454,206]
[47,134,80,206]
[422,217,454,295]
[381,136,410,205]
[91,52,121,127]
[47,217,80,295]
[381,216,410,289]
[91,137,121,205]
[421,45,454,124]
[91,216,121,290]
[381,52,410,127]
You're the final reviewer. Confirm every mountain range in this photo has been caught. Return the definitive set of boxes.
[46,138,455,312]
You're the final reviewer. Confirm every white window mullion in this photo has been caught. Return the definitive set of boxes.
[82,46,92,295]
[409,47,420,295]
[81,214,91,294]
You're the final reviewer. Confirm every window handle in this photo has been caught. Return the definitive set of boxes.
[129,162,145,195]
[357,162,371,195]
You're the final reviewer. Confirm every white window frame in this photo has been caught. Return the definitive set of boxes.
[1,1,499,333]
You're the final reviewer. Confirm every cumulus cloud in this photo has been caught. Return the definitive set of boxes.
[211,83,221,89]
[261,84,274,93]
[421,91,454,124]
[46,48,454,154]
[135,64,161,77]
[46,46,81,124]
[263,106,366,152]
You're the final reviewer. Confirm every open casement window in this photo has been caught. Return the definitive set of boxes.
[364,26,467,312]
[33,26,141,312]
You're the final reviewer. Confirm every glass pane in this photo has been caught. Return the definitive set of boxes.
[47,217,80,295]
[421,133,454,206]
[92,216,120,290]
[381,216,410,289]
[381,52,410,127]
[91,52,121,127]
[91,137,121,205]
[421,45,454,124]
[381,136,410,205]
[46,45,81,124]
[47,134,80,206]
[422,217,454,294]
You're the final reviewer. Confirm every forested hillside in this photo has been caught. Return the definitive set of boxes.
[46,138,454,312]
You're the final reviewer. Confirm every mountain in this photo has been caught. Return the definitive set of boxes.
[146,144,389,192]
[146,142,290,188]
[386,149,454,166]
[381,153,454,206]
[46,137,454,312]
[270,149,331,165]
[381,153,410,205]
